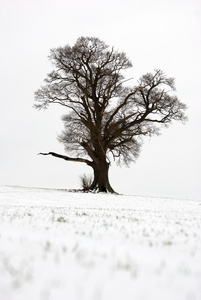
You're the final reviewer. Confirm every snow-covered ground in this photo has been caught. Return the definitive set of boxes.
[0,186,200,300]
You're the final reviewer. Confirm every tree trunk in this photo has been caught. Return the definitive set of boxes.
[90,161,116,193]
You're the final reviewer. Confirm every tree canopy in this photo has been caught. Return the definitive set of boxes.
[35,36,187,193]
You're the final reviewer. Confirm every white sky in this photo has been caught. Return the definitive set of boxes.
[0,0,201,200]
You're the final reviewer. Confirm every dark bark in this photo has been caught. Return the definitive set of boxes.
[90,160,116,193]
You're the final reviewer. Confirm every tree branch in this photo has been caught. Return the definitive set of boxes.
[38,152,93,166]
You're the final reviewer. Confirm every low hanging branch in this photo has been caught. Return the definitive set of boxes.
[38,152,93,166]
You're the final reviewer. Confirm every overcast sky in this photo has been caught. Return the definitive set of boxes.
[1,0,201,200]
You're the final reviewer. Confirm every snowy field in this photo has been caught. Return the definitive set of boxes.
[0,186,201,300]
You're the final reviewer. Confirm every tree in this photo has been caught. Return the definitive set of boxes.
[35,36,187,193]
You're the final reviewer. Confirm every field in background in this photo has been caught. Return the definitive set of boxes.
[0,186,201,300]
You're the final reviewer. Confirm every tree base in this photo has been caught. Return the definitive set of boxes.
[82,187,118,194]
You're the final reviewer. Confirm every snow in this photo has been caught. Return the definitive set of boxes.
[0,186,201,300]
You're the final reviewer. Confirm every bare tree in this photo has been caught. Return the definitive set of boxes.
[35,37,187,193]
